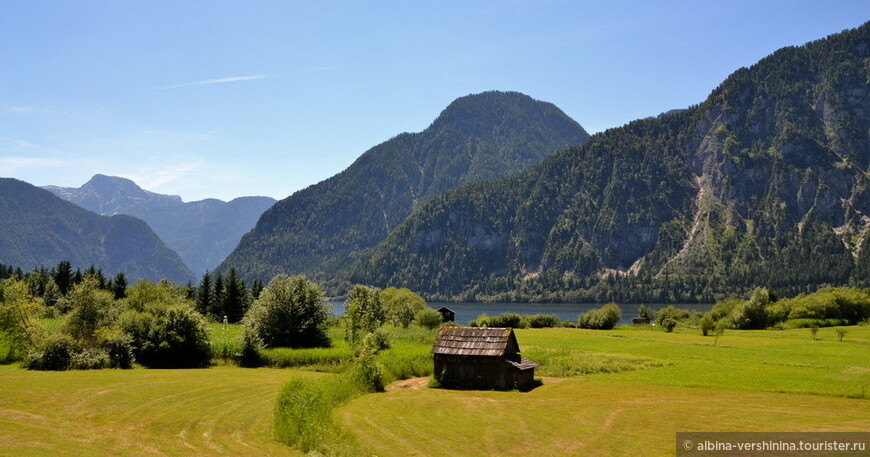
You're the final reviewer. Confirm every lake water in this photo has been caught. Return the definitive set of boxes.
[328,301,714,326]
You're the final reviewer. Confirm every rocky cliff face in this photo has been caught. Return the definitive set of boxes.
[351,22,870,300]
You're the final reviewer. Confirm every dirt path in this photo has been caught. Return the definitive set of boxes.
[385,377,430,391]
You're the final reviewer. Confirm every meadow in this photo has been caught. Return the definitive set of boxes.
[0,324,867,456]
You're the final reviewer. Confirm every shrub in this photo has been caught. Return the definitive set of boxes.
[699,314,714,336]
[0,278,45,360]
[836,328,848,341]
[95,328,134,369]
[784,318,848,328]
[469,313,490,327]
[730,287,771,330]
[489,312,527,328]
[69,346,110,370]
[361,327,390,353]
[348,352,385,393]
[662,318,677,333]
[243,275,330,349]
[237,331,262,368]
[344,285,386,346]
[578,303,621,330]
[526,314,560,328]
[415,307,443,330]
[25,334,77,370]
[123,305,212,368]
[63,276,116,344]
[381,287,426,328]
[637,304,656,320]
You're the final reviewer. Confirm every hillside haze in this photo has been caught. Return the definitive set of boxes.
[220,91,590,281]
[0,178,193,283]
[45,174,276,275]
[351,23,870,301]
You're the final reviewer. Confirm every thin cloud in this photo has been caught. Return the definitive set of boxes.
[0,156,66,171]
[152,75,269,90]
[122,161,203,194]
[2,104,54,115]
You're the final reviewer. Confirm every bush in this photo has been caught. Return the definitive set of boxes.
[578,303,621,330]
[526,314,560,328]
[415,307,443,330]
[123,305,212,368]
[381,287,426,328]
[784,318,848,328]
[662,318,677,333]
[243,275,331,349]
[69,346,110,370]
[637,304,656,320]
[237,331,262,367]
[25,334,77,370]
[344,285,386,346]
[730,287,771,330]
[488,312,528,328]
[361,327,390,353]
[95,328,134,369]
[469,313,490,327]
[348,353,385,393]
[0,278,45,360]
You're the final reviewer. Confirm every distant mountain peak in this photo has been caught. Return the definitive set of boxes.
[45,175,276,274]
[82,174,183,203]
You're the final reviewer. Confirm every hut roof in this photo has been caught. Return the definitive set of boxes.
[431,327,520,357]
[437,306,455,313]
[503,354,539,370]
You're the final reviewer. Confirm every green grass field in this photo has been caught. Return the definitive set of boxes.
[339,325,870,457]
[0,365,311,457]
[1,325,867,456]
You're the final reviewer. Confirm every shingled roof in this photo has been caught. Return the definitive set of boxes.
[431,327,521,356]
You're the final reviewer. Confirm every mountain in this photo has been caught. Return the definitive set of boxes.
[351,22,870,302]
[0,178,193,283]
[220,91,590,282]
[45,175,276,275]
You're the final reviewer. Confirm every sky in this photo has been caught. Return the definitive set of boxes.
[1,1,869,202]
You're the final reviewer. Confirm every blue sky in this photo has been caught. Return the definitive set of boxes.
[2,1,869,201]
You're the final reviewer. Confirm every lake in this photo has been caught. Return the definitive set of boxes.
[328,301,714,326]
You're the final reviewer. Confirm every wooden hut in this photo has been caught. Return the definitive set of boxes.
[431,327,538,390]
[437,306,455,322]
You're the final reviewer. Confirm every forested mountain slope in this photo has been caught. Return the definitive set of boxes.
[46,174,275,274]
[352,23,870,302]
[0,178,193,283]
[220,91,590,281]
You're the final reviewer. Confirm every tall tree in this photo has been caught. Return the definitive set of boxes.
[195,272,213,317]
[53,260,73,295]
[222,268,248,323]
[112,272,128,300]
[212,273,225,318]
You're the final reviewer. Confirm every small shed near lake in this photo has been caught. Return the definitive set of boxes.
[437,306,455,322]
[431,327,538,390]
